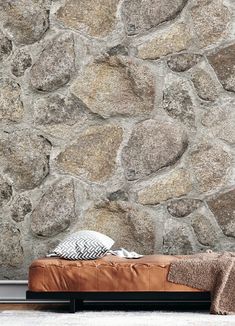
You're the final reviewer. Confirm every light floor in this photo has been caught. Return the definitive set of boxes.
[1,304,235,326]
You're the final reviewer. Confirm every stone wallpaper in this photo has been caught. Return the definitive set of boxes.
[0,0,234,279]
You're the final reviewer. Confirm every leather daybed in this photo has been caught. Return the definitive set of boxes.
[26,254,210,312]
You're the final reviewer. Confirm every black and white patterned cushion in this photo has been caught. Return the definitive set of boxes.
[49,230,115,260]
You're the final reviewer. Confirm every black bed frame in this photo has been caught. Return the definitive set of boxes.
[26,291,211,313]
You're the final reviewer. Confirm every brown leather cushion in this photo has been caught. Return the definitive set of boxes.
[28,254,204,292]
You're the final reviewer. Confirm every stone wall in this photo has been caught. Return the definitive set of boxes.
[0,0,234,279]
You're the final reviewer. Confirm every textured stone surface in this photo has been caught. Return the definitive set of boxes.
[0,175,12,207]
[0,31,12,62]
[167,53,202,72]
[0,0,234,279]
[0,131,51,190]
[137,22,192,60]
[163,79,196,128]
[217,241,235,252]
[33,93,84,125]
[191,214,218,246]
[56,0,119,38]
[35,123,87,141]
[163,219,196,254]
[30,238,61,263]
[207,44,235,93]
[108,190,128,202]
[122,0,187,35]
[207,189,235,238]
[189,143,231,193]
[0,223,23,266]
[167,198,202,217]
[80,201,156,254]
[190,67,219,101]
[30,33,75,92]
[10,195,32,223]
[31,179,75,237]
[0,0,50,45]
[190,0,231,48]
[0,79,24,122]
[56,124,123,182]
[71,58,155,118]
[122,118,188,181]
[201,102,235,145]
[107,45,128,56]
[11,49,32,77]
[137,168,192,205]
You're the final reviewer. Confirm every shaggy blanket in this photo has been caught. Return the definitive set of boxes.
[168,251,235,315]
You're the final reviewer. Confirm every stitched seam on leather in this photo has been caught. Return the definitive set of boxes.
[43,265,45,292]
[96,266,99,291]
[148,266,150,291]
[96,265,98,291]
[164,267,166,291]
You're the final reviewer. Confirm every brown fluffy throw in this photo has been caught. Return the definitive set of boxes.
[168,252,235,315]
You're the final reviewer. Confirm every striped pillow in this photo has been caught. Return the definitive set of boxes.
[49,230,115,260]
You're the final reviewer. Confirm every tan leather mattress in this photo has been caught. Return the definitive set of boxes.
[28,254,203,292]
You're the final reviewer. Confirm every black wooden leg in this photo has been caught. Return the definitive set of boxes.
[76,299,83,311]
[69,298,76,313]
